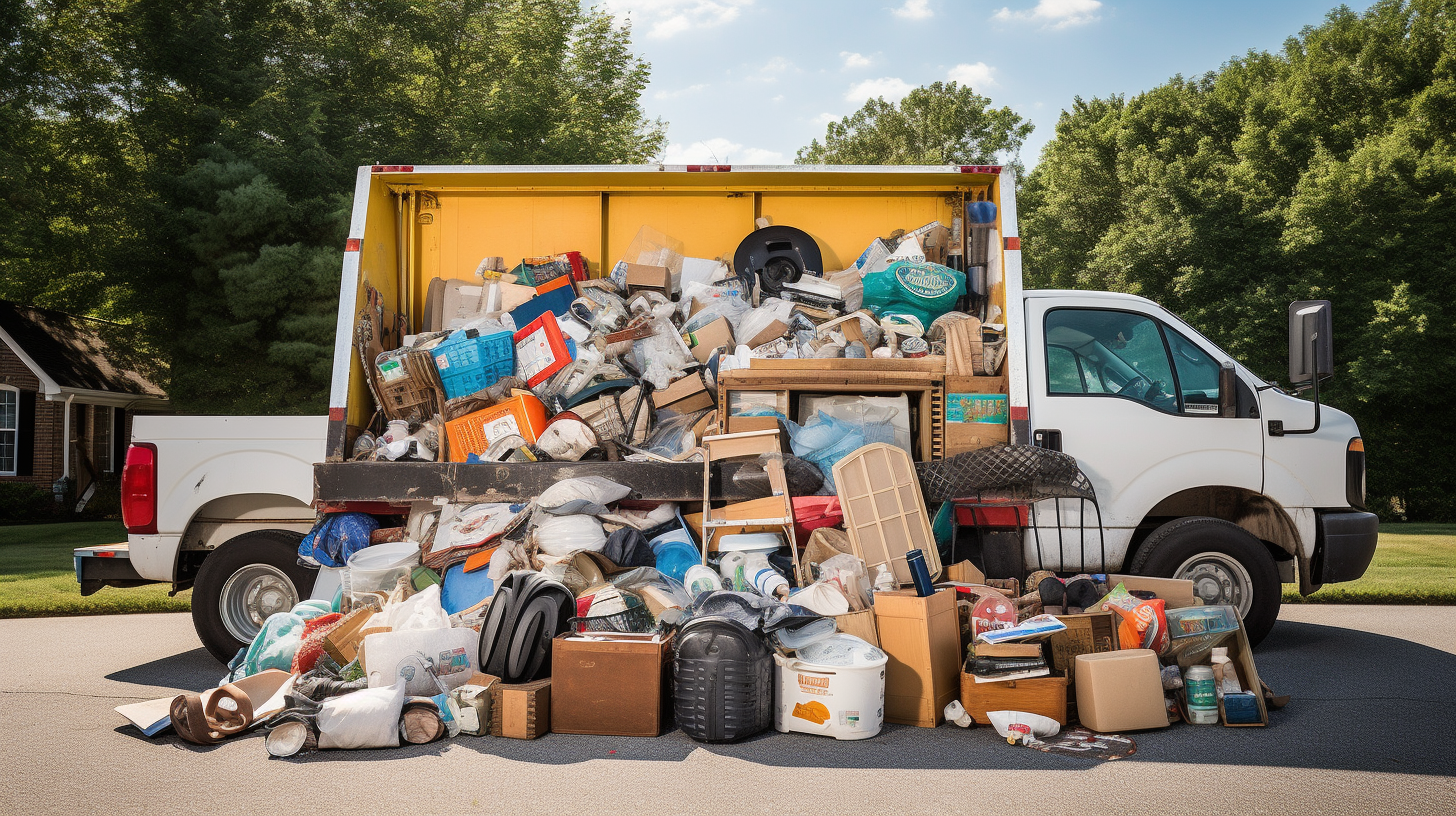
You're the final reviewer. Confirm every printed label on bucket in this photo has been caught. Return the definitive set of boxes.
[792,700,831,724]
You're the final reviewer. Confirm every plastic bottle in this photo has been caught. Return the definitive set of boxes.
[684,565,721,597]
[1210,647,1243,696]
[1184,665,1218,724]
[873,564,896,593]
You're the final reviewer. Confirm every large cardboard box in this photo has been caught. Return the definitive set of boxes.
[655,374,714,414]
[944,375,1009,456]
[874,588,960,727]
[959,672,1069,726]
[1074,649,1168,732]
[689,316,734,364]
[550,633,673,737]
[622,262,671,295]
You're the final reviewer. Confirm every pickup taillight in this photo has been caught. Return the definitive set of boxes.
[121,443,158,534]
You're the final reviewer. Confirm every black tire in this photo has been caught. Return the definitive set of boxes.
[191,530,316,663]
[1129,517,1280,646]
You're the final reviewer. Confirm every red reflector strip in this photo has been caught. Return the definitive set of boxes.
[371,165,414,173]
[95,551,116,558]
[686,165,731,172]
[1004,236,1021,251]
[344,238,362,252]
[959,165,1003,174]
[329,406,346,421]
[1010,406,1029,421]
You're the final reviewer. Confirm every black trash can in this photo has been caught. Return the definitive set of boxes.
[672,617,774,743]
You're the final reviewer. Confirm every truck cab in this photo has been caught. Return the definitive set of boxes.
[83,164,1377,660]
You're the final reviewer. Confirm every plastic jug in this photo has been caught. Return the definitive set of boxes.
[650,531,700,584]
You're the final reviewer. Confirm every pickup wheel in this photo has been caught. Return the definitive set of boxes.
[1129,517,1280,647]
[191,531,316,663]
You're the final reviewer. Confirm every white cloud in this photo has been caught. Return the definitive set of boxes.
[663,138,787,165]
[653,83,707,100]
[812,112,840,127]
[750,56,795,82]
[771,94,784,102]
[947,61,997,88]
[892,0,933,20]
[846,77,914,104]
[840,51,873,69]
[993,0,1101,29]
[603,1,755,40]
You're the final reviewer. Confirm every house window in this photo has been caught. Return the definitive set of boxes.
[95,406,114,473]
[0,387,17,475]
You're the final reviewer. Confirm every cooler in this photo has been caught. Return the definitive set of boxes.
[774,634,888,740]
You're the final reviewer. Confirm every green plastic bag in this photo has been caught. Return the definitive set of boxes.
[862,260,965,328]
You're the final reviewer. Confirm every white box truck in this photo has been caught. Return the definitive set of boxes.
[76,165,1377,661]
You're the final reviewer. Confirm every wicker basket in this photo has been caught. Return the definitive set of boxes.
[376,347,445,423]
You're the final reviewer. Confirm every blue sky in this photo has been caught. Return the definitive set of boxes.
[595,0,1375,168]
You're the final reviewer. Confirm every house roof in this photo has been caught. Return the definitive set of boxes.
[0,299,167,400]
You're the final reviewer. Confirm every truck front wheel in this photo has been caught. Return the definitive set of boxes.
[191,531,317,663]
[1128,517,1280,646]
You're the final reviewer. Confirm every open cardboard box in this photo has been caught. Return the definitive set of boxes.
[550,633,673,737]
[1173,619,1270,728]
[1108,574,1198,609]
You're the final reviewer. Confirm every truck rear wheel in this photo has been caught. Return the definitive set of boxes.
[1128,517,1280,646]
[191,531,316,663]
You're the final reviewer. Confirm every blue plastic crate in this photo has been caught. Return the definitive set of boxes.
[432,328,515,399]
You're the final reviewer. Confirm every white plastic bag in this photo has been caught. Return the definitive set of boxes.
[534,513,607,556]
[536,476,631,516]
[379,584,451,632]
[362,626,481,696]
[317,681,406,750]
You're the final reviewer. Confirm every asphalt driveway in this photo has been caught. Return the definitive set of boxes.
[1,605,1451,815]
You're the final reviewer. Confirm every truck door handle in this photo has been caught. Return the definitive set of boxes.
[1034,429,1062,452]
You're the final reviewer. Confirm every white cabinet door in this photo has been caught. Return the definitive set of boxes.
[1022,296,1264,570]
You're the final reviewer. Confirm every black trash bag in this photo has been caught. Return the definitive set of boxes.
[603,526,656,568]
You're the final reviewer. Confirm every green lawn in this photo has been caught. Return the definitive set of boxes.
[1283,523,1456,604]
[0,521,191,618]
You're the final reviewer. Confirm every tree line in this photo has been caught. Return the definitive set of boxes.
[3,0,1452,519]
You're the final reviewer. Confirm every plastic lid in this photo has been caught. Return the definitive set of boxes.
[717,533,783,553]
[346,541,421,570]
[797,634,887,668]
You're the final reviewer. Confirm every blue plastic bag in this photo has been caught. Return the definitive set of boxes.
[298,513,380,568]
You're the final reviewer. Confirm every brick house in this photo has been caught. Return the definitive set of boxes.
[0,300,168,506]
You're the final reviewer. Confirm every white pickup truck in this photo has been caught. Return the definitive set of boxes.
[77,164,1378,662]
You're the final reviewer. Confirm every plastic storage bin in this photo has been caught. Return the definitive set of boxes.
[445,394,551,461]
[432,327,515,400]
[343,542,421,608]
[673,617,774,743]
[774,634,887,740]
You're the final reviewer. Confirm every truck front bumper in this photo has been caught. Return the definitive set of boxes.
[1314,510,1380,584]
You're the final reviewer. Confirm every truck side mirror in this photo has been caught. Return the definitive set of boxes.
[1276,300,1334,436]
[1218,362,1237,418]
[1288,300,1333,388]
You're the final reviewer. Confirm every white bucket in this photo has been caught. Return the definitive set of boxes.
[774,634,887,740]
[344,541,421,604]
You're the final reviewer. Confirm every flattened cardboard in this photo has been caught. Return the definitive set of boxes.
[875,589,960,727]
[1108,574,1198,609]
[944,560,986,584]
[1074,649,1168,732]
[655,374,714,414]
[689,316,734,363]
[745,319,789,348]
[550,634,673,737]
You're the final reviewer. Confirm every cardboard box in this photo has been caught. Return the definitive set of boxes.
[689,316,734,364]
[959,672,1068,726]
[490,678,552,739]
[622,262,671,294]
[944,560,986,584]
[1048,612,1119,673]
[550,634,673,737]
[1211,621,1268,727]
[1108,574,1198,609]
[745,319,789,348]
[875,588,960,727]
[1074,649,1168,732]
[831,608,879,648]
[944,376,1009,456]
[321,607,375,666]
[655,374,714,414]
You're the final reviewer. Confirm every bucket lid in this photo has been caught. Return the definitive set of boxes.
[717,533,783,553]
[796,634,887,668]
[346,541,421,570]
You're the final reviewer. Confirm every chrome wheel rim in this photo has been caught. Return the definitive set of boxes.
[219,565,297,644]
[1174,552,1254,618]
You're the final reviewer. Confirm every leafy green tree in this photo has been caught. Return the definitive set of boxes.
[1021,0,1456,520]
[797,81,1033,173]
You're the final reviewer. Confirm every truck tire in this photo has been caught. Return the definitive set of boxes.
[1128,517,1280,647]
[191,531,316,663]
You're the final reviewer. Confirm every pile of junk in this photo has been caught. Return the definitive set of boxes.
[118,212,1287,758]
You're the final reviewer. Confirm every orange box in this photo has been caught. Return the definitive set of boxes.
[446,394,550,461]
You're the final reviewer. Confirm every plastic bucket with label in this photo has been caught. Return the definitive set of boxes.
[773,634,887,740]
